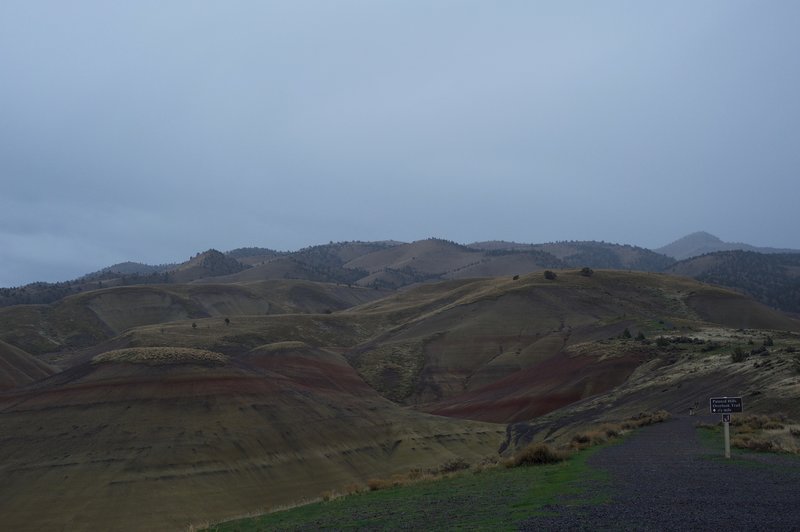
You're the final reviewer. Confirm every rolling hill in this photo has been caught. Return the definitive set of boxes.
[470,240,674,272]
[0,344,502,531]
[2,264,800,530]
[0,280,390,363]
[668,250,800,314]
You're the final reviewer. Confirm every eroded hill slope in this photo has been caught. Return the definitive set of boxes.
[0,344,503,531]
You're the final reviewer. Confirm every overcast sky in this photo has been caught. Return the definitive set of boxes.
[2,1,799,286]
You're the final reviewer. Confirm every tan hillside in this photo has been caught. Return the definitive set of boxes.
[0,280,387,359]
[345,239,478,272]
[0,344,503,532]
[0,340,55,391]
[506,327,800,449]
[341,270,799,418]
[442,251,562,280]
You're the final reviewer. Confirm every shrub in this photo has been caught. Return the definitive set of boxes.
[579,267,594,277]
[601,424,621,438]
[635,332,646,341]
[438,458,470,474]
[544,270,557,280]
[507,443,569,467]
[570,430,608,449]
[621,410,671,429]
[731,347,747,363]
[366,478,388,491]
[732,436,775,452]
[732,415,785,431]
[656,336,670,347]
[366,474,408,491]
[620,328,632,339]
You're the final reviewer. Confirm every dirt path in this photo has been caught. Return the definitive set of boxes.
[518,415,800,531]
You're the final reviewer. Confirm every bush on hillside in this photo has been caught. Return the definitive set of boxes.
[438,458,471,474]
[731,347,748,363]
[506,443,569,467]
[544,270,558,280]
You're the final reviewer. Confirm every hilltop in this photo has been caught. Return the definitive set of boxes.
[656,231,799,260]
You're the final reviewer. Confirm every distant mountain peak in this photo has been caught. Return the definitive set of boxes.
[656,232,797,260]
[683,231,722,243]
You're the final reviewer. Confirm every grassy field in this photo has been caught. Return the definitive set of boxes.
[201,446,610,531]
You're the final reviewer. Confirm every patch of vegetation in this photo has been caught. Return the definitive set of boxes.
[696,415,800,456]
[354,343,425,402]
[203,445,610,531]
[506,443,569,467]
[92,347,228,366]
[731,346,748,363]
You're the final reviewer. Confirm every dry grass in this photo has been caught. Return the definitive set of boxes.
[365,458,472,492]
[728,415,800,455]
[701,414,800,455]
[321,483,363,502]
[731,414,786,431]
[367,472,428,491]
[92,347,228,366]
[505,443,571,467]
[568,411,671,451]
[620,410,671,429]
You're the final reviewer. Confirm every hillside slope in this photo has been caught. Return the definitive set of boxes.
[0,345,503,531]
[0,340,55,391]
[470,241,674,272]
[0,280,389,360]
[339,270,799,421]
[668,251,800,314]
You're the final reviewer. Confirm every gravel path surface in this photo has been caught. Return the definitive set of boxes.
[518,416,800,531]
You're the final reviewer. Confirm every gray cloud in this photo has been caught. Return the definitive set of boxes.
[2,1,799,286]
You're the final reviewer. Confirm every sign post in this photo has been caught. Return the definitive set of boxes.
[722,414,731,459]
[709,397,742,459]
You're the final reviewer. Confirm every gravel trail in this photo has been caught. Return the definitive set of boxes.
[518,415,800,531]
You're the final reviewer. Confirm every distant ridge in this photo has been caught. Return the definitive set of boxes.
[656,231,799,260]
[470,240,674,272]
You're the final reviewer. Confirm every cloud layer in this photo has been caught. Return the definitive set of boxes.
[2,1,799,286]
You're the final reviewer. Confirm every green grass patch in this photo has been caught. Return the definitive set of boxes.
[204,446,610,531]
